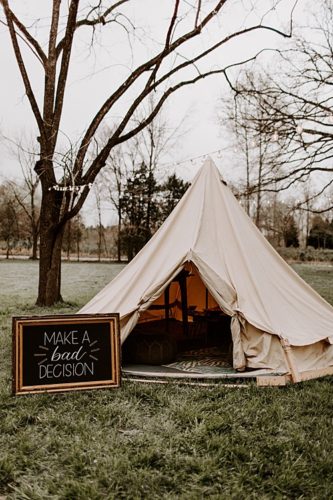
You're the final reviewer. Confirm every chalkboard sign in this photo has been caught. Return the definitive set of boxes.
[13,314,120,395]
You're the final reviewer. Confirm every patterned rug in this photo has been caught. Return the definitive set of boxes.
[164,346,236,374]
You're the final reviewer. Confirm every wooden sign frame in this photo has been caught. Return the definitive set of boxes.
[12,313,121,395]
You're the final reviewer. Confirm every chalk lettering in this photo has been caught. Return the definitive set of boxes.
[82,330,91,343]
[39,361,94,379]
[51,345,85,362]
[44,330,80,346]
[71,330,78,344]
[44,331,56,345]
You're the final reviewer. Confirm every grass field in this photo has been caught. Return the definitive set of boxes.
[0,261,332,499]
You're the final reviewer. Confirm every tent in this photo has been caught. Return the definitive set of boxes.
[80,158,333,383]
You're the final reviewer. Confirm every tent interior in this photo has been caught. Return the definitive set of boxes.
[122,262,234,372]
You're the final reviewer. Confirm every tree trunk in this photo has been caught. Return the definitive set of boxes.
[76,237,80,262]
[117,200,122,262]
[255,136,263,230]
[66,219,71,261]
[31,225,39,260]
[30,186,39,260]
[97,224,102,262]
[245,127,251,216]
[36,189,65,306]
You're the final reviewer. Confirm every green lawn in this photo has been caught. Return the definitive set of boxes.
[0,260,332,499]
[291,263,333,304]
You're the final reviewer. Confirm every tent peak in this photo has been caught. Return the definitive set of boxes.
[198,157,227,185]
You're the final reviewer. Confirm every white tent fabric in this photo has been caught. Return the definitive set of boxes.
[80,158,333,372]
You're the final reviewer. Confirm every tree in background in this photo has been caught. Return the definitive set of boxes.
[160,174,190,220]
[120,163,161,260]
[99,98,186,261]
[71,215,84,261]
[255,193,303,248]
[98,146,125,262]
[307,216,333,249]
[0,184,20,258]
[0,0,296,305]
[220,73,284,227]
[230,0,333,212]
[6,138,40,259]
[220,96,253,215]
[119,166,190,260]
[282,214,299,248]
[93,180,108,261]
[62,214,85,260]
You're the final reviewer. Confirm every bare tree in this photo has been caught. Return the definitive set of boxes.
[232,0,333,210]
[0,0,296,305]
[220,73,284,227]
[63,214,84,260]
[100,99,185,260]
[0,183,20,258]
[220,94,253,214]
[93,179,108,261]
[100,148,127,262]
[6,138,40,259]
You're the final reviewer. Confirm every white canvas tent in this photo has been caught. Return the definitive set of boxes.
[80,158,333,382]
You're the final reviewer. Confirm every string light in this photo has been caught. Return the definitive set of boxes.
[159,146,231,170]
[48,183,92,193]
[46,146,238,191]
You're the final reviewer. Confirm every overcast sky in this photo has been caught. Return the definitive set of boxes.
[0,0,305,224]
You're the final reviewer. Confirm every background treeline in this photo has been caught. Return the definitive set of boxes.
[0,163,190,261]
[1,166,332,262]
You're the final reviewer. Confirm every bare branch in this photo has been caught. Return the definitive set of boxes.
[1,0,43,132]
[42,0,61,144]
[0,15,47,65]
[74,17,293,179]
[195,0,202,28]
[56,0,130,56]
[52,1,80,152]
[73,0,230,176]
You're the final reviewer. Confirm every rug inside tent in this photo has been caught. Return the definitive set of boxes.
[163,346,235,374]
[122,319,283,380]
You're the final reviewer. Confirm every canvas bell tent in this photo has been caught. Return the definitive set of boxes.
[80,158,333,383]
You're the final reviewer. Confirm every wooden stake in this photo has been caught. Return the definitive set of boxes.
[280,338,301,383]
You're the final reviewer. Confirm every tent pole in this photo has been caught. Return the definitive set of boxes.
[179,273,189,336]
[280,338,301,383]
[164,285,170,333]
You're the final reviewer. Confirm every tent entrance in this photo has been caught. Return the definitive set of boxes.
[122,265,233,368]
